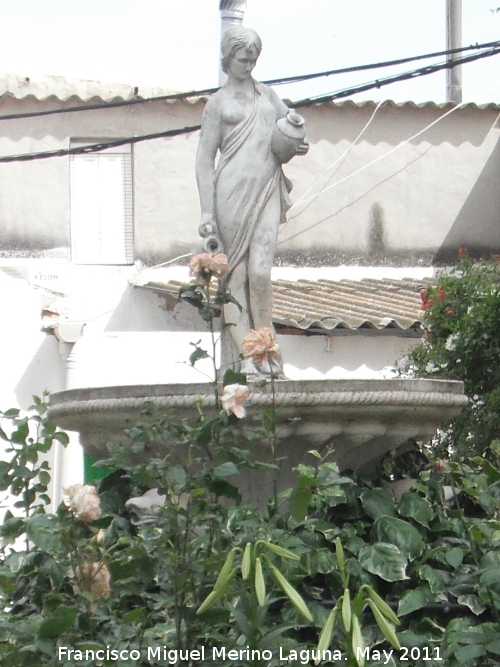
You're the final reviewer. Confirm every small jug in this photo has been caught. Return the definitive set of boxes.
[271,111,306,163]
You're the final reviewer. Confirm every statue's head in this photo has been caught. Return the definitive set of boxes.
[221,26,262,74]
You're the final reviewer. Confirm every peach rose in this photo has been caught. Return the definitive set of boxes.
[189,252,229,283]
[65,484,101,523]
[72,562,111,599]
[241,327,280,365]
[220,383,250,419]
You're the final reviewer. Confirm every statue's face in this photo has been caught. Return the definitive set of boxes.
[228,46,258,81]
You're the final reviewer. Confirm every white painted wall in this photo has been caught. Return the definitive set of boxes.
[1,93,499,265]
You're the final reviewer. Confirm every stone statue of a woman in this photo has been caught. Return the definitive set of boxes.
[195,26,308,377]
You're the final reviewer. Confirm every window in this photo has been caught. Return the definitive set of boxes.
[70,142,133,265]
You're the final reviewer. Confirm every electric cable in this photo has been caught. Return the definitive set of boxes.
[292,44,500,107]
[289,100,384,214]
[0,45,499,164]
[0,40,498,122]
[0,126,201,163]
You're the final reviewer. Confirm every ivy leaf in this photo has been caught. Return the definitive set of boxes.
[372,516,426,560]
[419,564,447,594]
[455,644,486,662]
[361,489,396,519]
[398,492,433,526]
[485,639,500,656]
[398,587,431,616]
[457,594,486,616]
[358,543,409,581]
[445,547,465,569]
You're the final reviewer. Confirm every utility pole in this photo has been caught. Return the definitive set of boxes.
[446,0,463,103]
[218,0,247,85]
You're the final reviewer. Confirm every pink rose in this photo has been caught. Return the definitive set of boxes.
[65,484,101,523]
[189,252,229,283]
[220,383,250,419]
[241,327,280,365]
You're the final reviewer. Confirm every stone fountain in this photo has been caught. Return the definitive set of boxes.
[47,24,467,504]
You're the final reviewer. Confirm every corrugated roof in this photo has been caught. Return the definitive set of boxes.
[1,74,498,110]
[0,74,188,103]
[141,277,428,332]
[310,99,500,111]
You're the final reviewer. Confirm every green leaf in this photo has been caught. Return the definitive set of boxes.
[485,639,500,656]
[361,488,397,519]
[419,564,446,594]
[483,459,500,484]
[189,344,209,367]
[0,516,25,543]
[398,492,433,526]
[26,514,63,552]
[3,408,20,418]
[165,464,187,493]
[38,605,78,639]
[289,486,312,522]
[480,567,500,589]
[223,368,247,386]
[358,543,409,582]
[397,587,430,616]
[372,516,426,560]
[455,644,486,661]
[122,609,145,624]
[53,431,70,445]
[213,461,239,478]
[445,547,465,569]
[457,594,486,616]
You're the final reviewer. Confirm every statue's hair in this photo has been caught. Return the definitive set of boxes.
[221,26,262,74]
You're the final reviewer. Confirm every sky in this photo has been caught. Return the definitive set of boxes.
[1,0,500,103]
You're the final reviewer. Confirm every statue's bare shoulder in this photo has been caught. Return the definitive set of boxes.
[258,82,289,119]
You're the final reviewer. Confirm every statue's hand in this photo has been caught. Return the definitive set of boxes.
[296,140,309,156]
[198,214,218,238]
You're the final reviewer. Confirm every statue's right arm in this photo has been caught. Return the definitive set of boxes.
[196,99,222,238]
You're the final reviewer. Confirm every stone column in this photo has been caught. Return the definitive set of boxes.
[218,0,247,85]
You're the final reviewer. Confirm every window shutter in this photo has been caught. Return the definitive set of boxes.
[70,143,133,265]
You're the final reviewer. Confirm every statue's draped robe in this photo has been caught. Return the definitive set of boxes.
[214,82,292,276]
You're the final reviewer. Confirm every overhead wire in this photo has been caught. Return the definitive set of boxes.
[0,39,498,122]
[288,100,385,214]
[291,43,500,106]
[0,44,500,164]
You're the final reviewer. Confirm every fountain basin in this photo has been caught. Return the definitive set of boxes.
[49,379,467,501]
